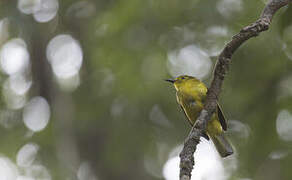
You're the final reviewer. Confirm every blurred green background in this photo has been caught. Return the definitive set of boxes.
[0,0,292,180]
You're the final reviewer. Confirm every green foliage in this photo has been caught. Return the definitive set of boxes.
[0,1,292,180]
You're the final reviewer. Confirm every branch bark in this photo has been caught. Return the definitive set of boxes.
[179,1,291,179]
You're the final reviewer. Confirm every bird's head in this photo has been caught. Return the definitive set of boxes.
[165,75,199,90]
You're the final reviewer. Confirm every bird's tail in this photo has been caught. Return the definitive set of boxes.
[210,133,233,158]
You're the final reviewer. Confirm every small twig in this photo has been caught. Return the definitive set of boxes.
[179,0,291,179]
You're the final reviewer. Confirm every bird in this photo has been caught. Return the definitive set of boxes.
[166,75,233,157]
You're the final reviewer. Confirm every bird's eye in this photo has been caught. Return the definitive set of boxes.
[181,77,185,79]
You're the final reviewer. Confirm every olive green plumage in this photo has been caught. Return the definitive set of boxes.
[166,75,233,157]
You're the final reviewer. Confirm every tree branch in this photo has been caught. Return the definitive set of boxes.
[179,0,291,179]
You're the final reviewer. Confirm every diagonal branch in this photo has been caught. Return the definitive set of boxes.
[179,0,291,179]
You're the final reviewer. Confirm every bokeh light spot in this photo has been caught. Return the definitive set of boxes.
[67,1,96,18]
[163,139,234,180]
[269,150,288,160]
[25,165,51,180]
[162,156,179,180]
[202,26,229,56]
[77,162,97,180]
[46,34,83,79]
[167,45,212,79]
[217,0,243,18]
[17,0,41,15]
[56,73,80,92]
[33,0,59,23]
[17,143,39,167]
[3,79,27,110]
[276,109,292,141]
[23,96,50,132]
[110,97,128,118]
[0,156,18,180]
[0,38,30,75]
[9,74,32,95]
[228,120,250,139]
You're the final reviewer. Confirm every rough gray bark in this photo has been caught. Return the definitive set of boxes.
[179,1,292,179]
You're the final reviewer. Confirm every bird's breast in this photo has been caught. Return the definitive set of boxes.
[176,91,203,124]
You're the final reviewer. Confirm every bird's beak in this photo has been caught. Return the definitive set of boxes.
[165,79,175,83]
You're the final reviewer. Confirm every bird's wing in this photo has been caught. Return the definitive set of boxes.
[217,103,227,131]
[205,88,227,130]
[179,105,209,140]
[179,105,193,126]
